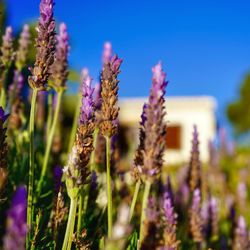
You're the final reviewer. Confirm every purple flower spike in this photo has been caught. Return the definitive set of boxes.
[93,83,102,110]
[81,68,89,82]
[100,46,122,138]
[110,54,123,74]
[1,26,14,67]
[232,216,250,250]
[187,125,201,192]
[3,186,27,250]
[79,75,95,124]
[161,176,180,249]
[39,0,54,26]
[102,41,112,65]
[189,188,203,243]
[51,22,70,91]
[140,103,148,126]
[133,103,148,181]
[142,61,167,180]
[204,196,218,239]
[16,24,30,71]
[3,27,13,45]
[28,0,56,90]
[8,70,24,104]
[68,71,95,188]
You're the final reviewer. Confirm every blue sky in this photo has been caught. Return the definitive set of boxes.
[7,0,250,125]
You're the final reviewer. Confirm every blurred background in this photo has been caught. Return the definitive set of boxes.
[4,0,250,144]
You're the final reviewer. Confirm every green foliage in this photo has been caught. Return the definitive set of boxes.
[227,73,250,135]
[126,231,138,250]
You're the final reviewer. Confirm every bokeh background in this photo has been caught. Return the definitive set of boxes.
[5,0,250,139]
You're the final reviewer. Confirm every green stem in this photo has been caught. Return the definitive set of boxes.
[105,136,112,238]
[46,91,53,140]
[139,180,151,245]
[129,180,141,222]
[27,88,38,247]
[36,91,63,197]
[62,198,78,250]
[0,88,6,109]
[77,188,84,237]
[90,128,99,171]
[68,92,81,153]
[0,69,8,109]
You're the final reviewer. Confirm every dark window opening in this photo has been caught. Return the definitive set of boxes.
[166,125,181,150]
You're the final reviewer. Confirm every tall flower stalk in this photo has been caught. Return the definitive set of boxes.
[100,43,122,237]
[15,24,30,72]
[68,67,89,153]
[63,73,95,249]
[189,188,203,248]
[130,103,147,221]
[138,62,167,244]
[161,177,180,249]
[232,216,249,250]
[27,0,56,244]
[0,26,14,108]
[37,22,69,196]
[187,125,202,192]
[76,73,95,237]
[8,24,30,122]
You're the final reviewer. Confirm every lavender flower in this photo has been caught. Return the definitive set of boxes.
[161,177,180,250]
[0,107,8,193]
[133,103,148,181]
[204,196,219,240]
[79,74,95,124]
[187,125,202,192]
[93,82,102,110]
[142,62,167,180]
[51,23,70,92]
[8,70,24,105]
[80,68,89,83]
[65,74,95,195]
[100,43,122,138]
[74,74,95,183]
[3,186,27,250]
[102,41,112,65]
[209,197,218,238]
[189,189,203,243]
[28,0,56,90]
[232,216,250,250]
[0,26,14,68]
[15,24,30,71]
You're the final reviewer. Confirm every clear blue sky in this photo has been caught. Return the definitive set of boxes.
[7,0,250,125]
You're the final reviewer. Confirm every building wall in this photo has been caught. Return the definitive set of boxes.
[119,96,217,164]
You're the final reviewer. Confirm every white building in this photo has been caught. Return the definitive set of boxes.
[118,96,217,164]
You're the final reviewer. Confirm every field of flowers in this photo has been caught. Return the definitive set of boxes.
[0,0,250,249]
